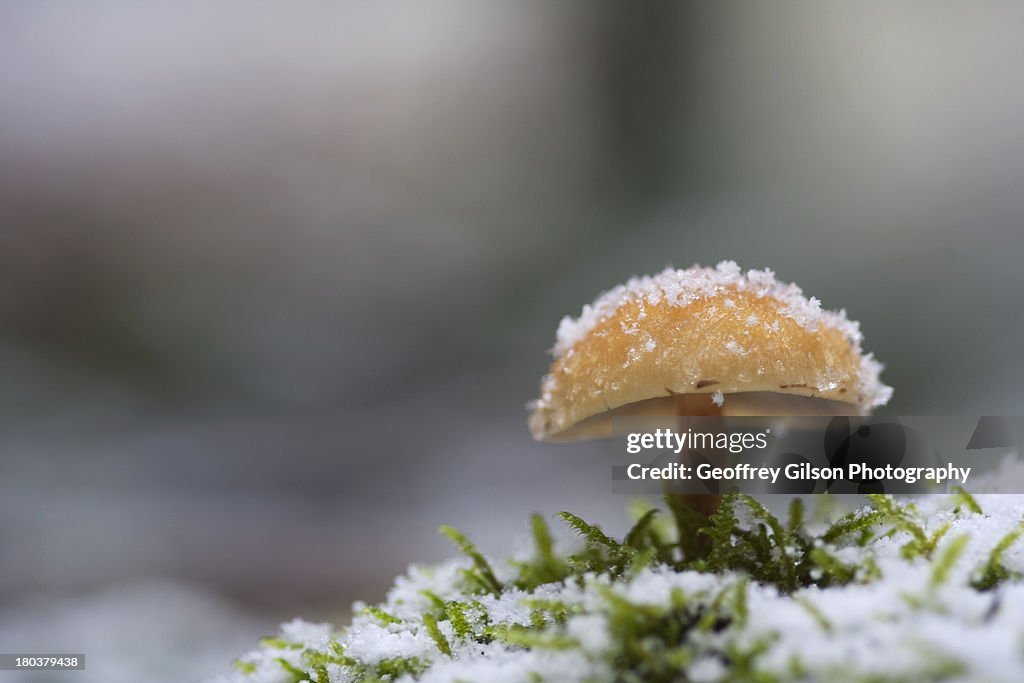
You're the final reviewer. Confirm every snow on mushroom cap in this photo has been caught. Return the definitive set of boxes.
[551,261,892,409]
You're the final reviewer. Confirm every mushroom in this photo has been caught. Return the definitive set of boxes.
[528,261,892,515]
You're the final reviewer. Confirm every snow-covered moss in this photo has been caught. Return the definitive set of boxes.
[210,489,1024,683]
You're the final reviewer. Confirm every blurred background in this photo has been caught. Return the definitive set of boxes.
[2,2,1023,681]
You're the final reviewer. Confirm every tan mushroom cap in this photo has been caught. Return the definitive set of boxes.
[529,261,892,441]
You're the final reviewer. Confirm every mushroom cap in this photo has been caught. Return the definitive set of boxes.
[529,261,892,441]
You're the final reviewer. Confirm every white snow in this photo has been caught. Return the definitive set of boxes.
[0,580,268,683]
[211,457,1024,683]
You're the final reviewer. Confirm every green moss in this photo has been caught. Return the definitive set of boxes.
[488,624,579,650]
[362,606,401,625]
[273,657,308,682]
[245,493,1022,683]
[258,637,302,650]
[231,660,257,674]
[442,600,475,640]
[373,656,429,679]
[972,521,1024,591]
[596,584,707,683]
[929,534,969,589]
[951,486,983,515]
[304,642,357,669]
[867,495,951,560]
[439,525,503,596]
[422,612,452,657]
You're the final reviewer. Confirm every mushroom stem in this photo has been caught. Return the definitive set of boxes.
[677,491,723,519]
[672,394,725,522]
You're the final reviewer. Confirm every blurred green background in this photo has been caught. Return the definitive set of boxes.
[1,2,1022,681]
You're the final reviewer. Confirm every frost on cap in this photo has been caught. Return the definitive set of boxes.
[533,261,892,432]
[560,262,835,354]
